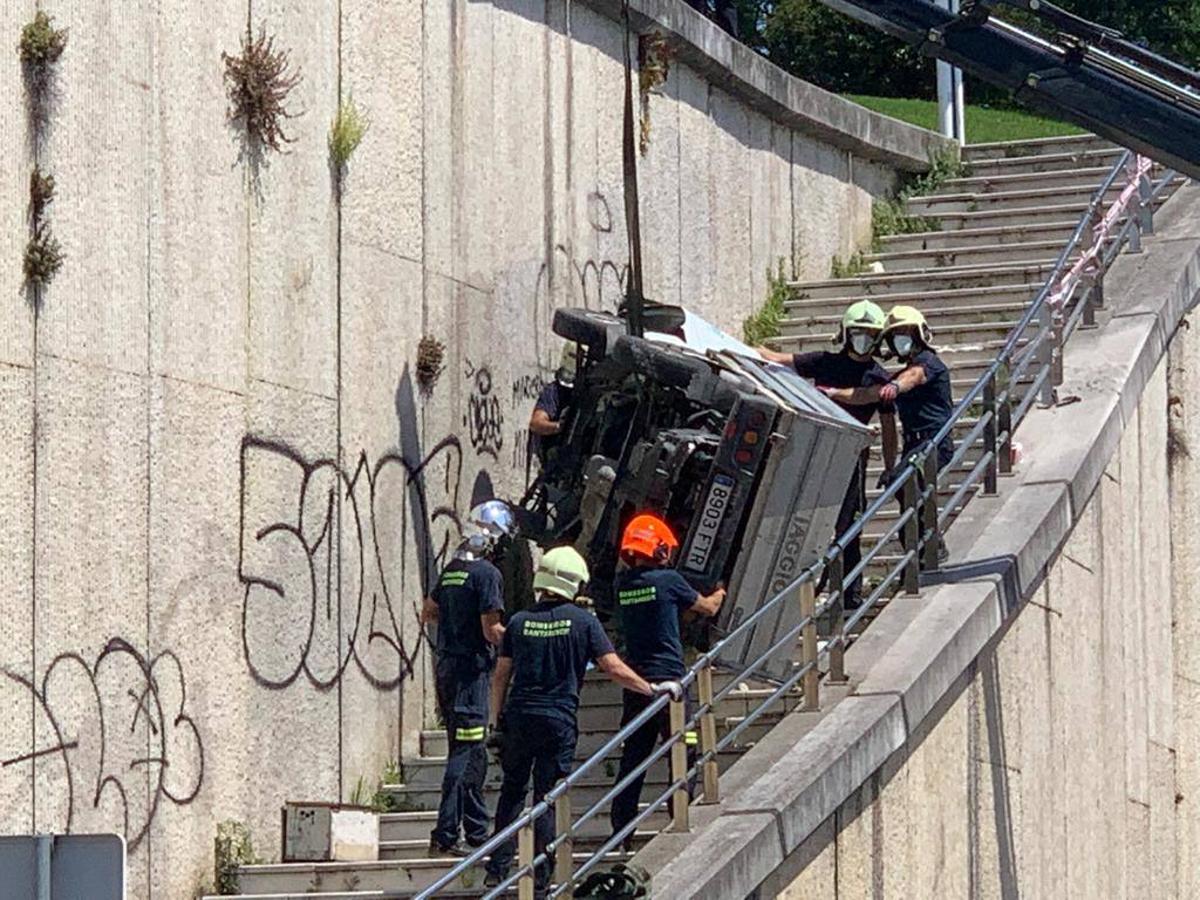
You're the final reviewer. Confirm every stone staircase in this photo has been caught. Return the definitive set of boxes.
[207,133,1181,900]
[211,672,791,898]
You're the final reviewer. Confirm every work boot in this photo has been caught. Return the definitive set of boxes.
[484,869,505,889]
[428,838,471,858]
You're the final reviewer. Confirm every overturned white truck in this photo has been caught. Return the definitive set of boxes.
[517,306,871,679]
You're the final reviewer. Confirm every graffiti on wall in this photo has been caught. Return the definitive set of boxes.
[0,639,204,852]
[463,359,504,460]
[239,367,474,691]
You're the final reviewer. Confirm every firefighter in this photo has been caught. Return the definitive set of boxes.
[820,305,955,472]
[484,546,672,894]
[609,514,725,845]
[757,299,898,608]
[420,500,516,857]
[528,344,578,466]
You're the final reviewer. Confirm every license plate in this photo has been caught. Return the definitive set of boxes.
[684,474,735,572]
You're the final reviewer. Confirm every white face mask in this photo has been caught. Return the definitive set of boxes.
[892,335,915,359]
[849,332,875,356]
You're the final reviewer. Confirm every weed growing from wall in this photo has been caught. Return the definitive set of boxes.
[830,251,871,279]
[329,97,368,180]
[349,760,404,813]
[223,27,303,159]
[638,32,674,155]
[743,260,791,346]
[24,222,64,287]
[870,148,968,249]
[29,166,54,220]
[19,11,66,134]
[214,820,261,895]
[416,335,446,397]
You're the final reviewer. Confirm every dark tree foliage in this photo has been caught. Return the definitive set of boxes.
[734,0,1200,100]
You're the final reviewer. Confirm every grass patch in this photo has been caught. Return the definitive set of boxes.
[847,94,1084,144]
[349,759,405,814]
[830,251,871,280]
[329,97,368,171]
[870,148,966,248]
[742,260,790,345]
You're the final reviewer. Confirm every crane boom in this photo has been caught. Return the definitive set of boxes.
[817,0,1200,179]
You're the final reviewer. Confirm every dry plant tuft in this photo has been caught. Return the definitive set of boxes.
[24,222,64,287]
[19,11,67,133]
[416,336,446,396]
[223,27,303,156]
[29,166,55,221]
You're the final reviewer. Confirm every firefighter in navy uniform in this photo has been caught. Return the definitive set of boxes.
[609,514,726,846]
[420,500,516,857]
[484,546,669,895]
[758,299,899,608]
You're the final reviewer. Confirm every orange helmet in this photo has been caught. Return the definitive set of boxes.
[620,514,679,563]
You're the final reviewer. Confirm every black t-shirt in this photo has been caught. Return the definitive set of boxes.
[432,558,504,666]
[616,567,699,680]
[896,350,954,441]
[792,351,893,425]
[530,382,573,458]
[501,600,615,724]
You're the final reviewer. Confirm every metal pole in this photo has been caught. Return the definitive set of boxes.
[983,375,998,496]
[518,823,536,900]
[998,385,1014,477]
[921,452,942,572]
[555,793,573,898]
[902,475,921,594]
[668,698,690,832]
[697,665,720,804]
[800,581,819,710]
[951,0,966,142]
[36,834,52,900]
[827,550,847,684]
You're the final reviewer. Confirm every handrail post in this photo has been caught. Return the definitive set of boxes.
[921,452,941,572]
[1138,158,1154,237]
[668,697,690,832]
[902,474,920,594]
[518,821,536,900]
[983,374,998,497]
[555,793,573,898]
[1081,279,1098,329]
[1037,299,1057,407]
[800,581,819,710]
[697,664,720,804]
[1051,307,1065,393]
[827,550,847,684]
[1127,154,1145,253]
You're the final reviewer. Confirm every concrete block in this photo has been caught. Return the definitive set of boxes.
[638,53,682,308]
[854,578,1003,734]
[766,814,837,899]
[149,0,248,394]
[651,811,782,900]
[247,0,339,400]
[677,65,714,315]
[38,0,151,375]
[1174,676,1200,898]
[0,0,35,370]
[708,86,751,335]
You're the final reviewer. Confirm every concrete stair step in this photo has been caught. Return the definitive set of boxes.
[379,807,670,844]
[876,220,1084,254]
[381,775,672,815]
[961,133,1112,162]
[779,320,1021,354]
[865,239,1078,273]
[926,189,1175,231]
[788,260,1057,301]
[963,146,1122,177]
[784,283,1038,318]
[780,301,1030,339]
[381,829,655,861]
[235,850,635,896]
[397,747,743,791]
[905,181,1129,215]
[939,165,1127,195]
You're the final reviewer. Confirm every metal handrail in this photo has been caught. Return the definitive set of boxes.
[418,149,1176,899]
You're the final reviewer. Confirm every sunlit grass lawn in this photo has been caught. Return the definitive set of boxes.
[847,94,1086,144]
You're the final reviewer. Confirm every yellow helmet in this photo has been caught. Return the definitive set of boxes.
[533,546,590,601]
[883,305,934,352]
[834,299,887,345]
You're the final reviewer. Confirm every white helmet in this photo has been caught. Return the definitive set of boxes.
[455,500,517,560]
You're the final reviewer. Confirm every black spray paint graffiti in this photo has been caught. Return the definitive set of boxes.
[463,359,504,460]
[511,373,547,409]
[1,639,204,853]
[240,367,471,691]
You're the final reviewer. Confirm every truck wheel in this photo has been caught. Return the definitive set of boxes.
[552,308,623,350]
[614,335,714,389]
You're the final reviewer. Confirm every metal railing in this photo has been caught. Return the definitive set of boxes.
[417,151,1178,900]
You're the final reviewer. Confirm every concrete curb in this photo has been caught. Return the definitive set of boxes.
[580,0,952,171]
[649,184,1200,899]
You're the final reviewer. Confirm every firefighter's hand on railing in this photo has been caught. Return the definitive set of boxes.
[650,680,684,702]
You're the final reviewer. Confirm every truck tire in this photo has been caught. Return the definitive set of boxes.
[552,308,624,352]
[613,335,714,390]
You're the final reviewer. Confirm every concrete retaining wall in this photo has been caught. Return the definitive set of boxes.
[0,1,941,896]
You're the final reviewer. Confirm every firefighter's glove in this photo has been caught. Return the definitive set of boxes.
[650,680,684,702]
[876,469,896,491]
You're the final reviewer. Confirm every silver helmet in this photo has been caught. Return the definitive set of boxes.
[455,500,517,560]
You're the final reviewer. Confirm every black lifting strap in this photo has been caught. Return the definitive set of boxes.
[621,0,646,338]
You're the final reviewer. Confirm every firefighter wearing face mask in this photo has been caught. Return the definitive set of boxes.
[757,300,899,608]
[821,305,954,470]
